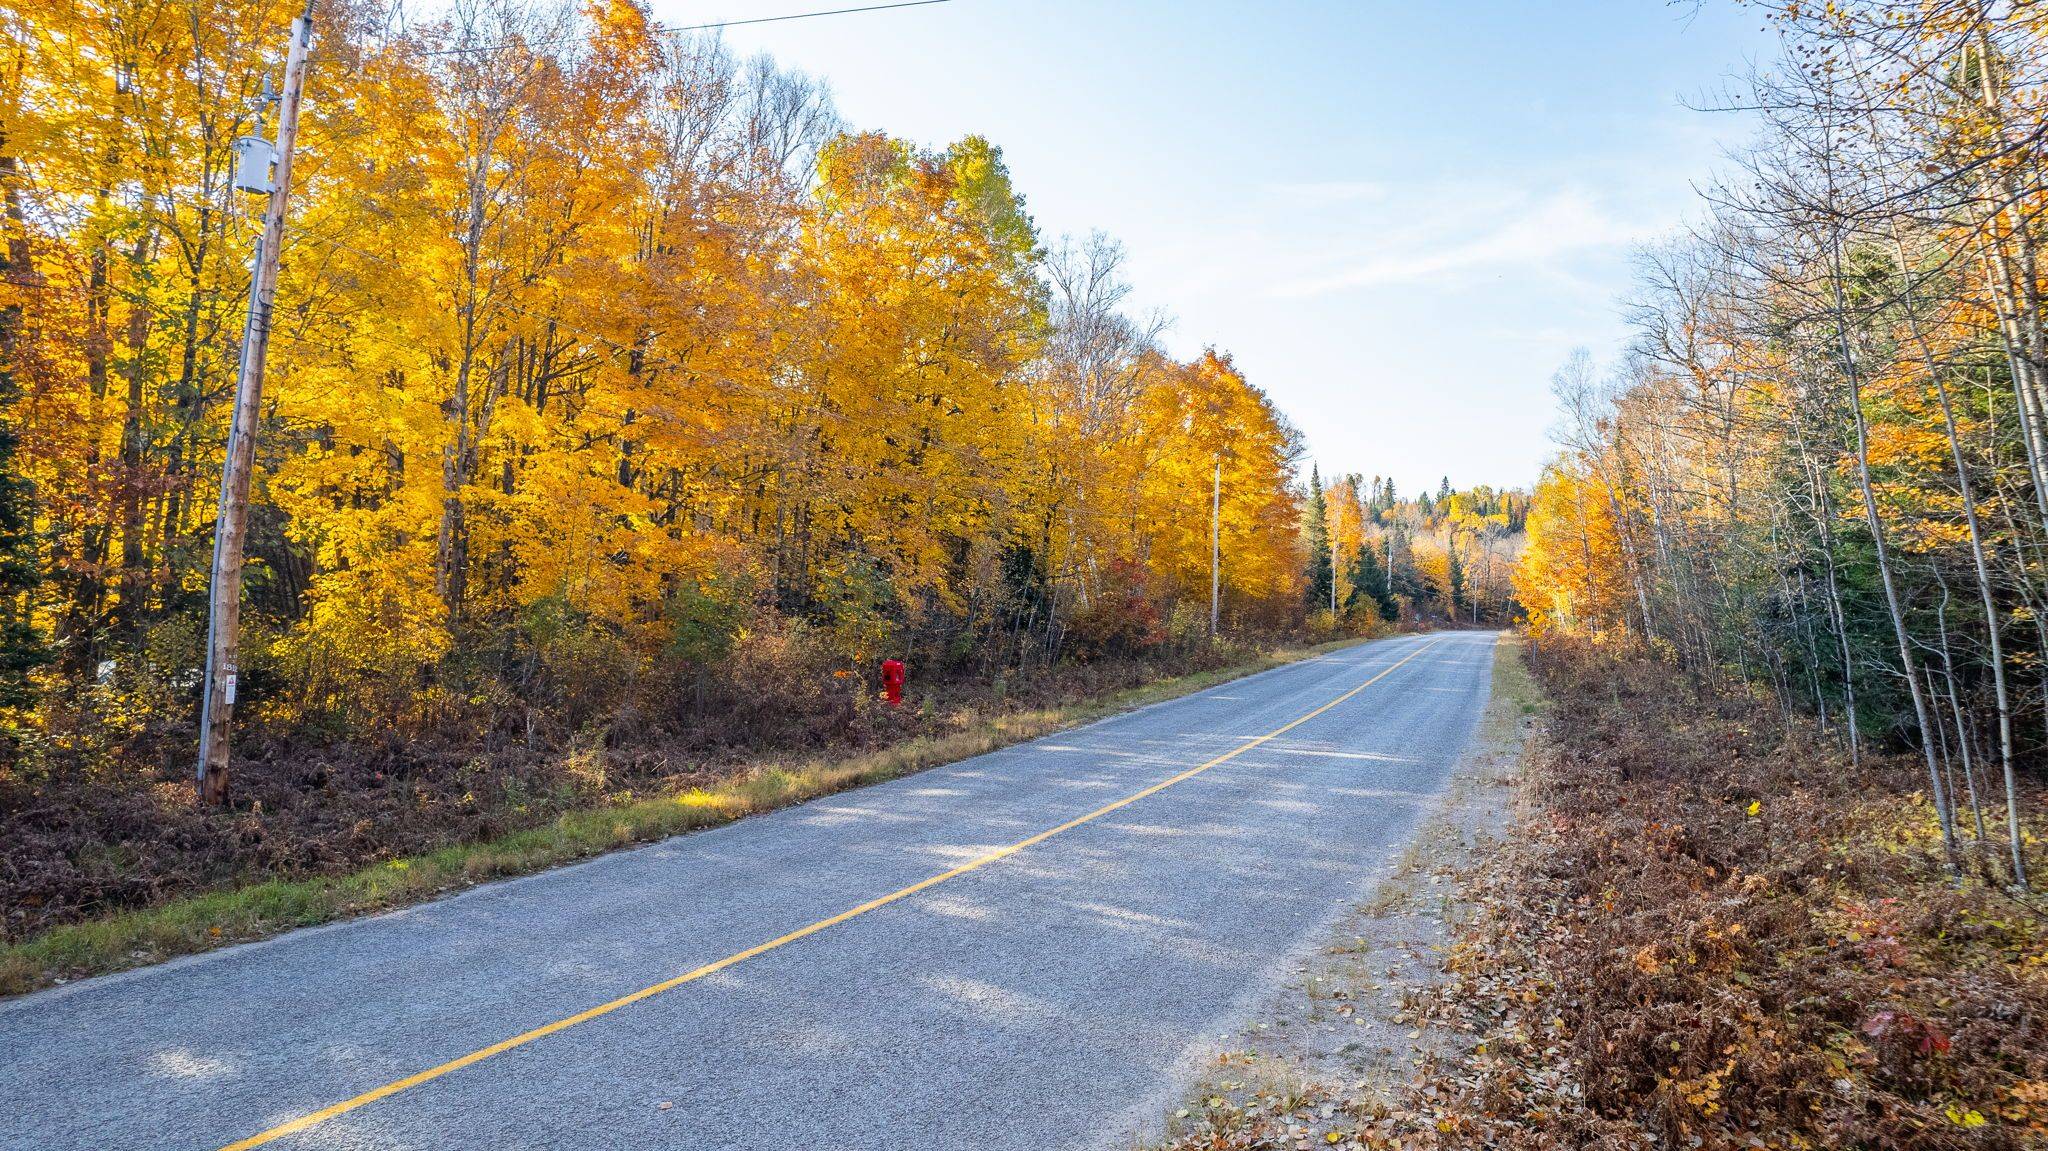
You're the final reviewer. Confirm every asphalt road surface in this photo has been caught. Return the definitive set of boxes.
[1,630,1499,1151]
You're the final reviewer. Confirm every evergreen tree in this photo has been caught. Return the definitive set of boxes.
[1389,521,1431,612]
[1304,464,1333,610]
[0,296,45,709]
[1447,543,1468,621]
[1345,539,1399,622]
[1,151,45,711]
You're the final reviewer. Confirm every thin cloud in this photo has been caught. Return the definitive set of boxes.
[1269,186,1652,298]
[1262,180,1389,206]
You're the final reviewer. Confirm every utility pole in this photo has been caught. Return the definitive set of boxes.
[1330,513,1338,617]
[197,1,315,805]
[1209,460,1221,638]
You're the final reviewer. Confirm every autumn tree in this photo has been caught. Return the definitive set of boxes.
[1514,0,2048,886]
[0,0,1337,775]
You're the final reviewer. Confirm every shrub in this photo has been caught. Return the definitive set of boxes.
[1067,558,1165,660]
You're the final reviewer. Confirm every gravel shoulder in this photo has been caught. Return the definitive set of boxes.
[1146,632,1538,1150]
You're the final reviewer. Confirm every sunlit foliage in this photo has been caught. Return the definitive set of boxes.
[1514,0,2046,883]
[0,0,1336,757]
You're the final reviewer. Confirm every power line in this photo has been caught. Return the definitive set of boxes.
[415,0,952,57]
[649,0,952,35]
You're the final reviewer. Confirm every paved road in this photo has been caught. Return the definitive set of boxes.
[1,630,1498,1151]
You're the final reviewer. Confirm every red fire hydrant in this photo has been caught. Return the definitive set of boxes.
[880,658,906,708]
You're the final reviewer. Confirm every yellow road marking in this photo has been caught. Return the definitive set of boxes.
[218,637,1444,1150]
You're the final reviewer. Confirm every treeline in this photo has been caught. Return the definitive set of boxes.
[1310,471,1524,629]
[1513,0,2044,885]
[0,0,1340,770]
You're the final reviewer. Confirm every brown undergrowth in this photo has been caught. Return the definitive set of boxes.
[2,648,1236,943]
[1153,635,2046,1150]
[0,632,1382,997]
[1404,638,2048,1150]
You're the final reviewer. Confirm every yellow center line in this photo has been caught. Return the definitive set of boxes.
[218,636,1445,1150]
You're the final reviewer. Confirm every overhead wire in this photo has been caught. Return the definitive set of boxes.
[412,0,952,57]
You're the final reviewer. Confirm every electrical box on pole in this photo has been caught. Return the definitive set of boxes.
[231,135,279,195]
[197,1,315,805]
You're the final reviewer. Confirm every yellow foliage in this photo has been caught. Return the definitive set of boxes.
[0,0,1313,721]
[1515,459,1633,636]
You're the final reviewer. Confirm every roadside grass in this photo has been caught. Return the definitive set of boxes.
[1,634,1376,999]
[1468,631,1540,754]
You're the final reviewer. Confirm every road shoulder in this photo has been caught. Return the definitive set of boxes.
[1144,632,1537,1150]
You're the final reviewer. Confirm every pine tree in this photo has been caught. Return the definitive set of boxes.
[1304,464,1333,610]
[0,301,44,709]
[0,147,44,711]
[1345,540,1398,622]
[1447,543,1468,621]
[1389,521,1431,612]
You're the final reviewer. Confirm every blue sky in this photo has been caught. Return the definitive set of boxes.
[670,0,1776,494]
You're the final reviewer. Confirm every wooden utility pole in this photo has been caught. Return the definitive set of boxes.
[197,2,315,805]
[1209,460,1221,638]
[1330,508,1338,617]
